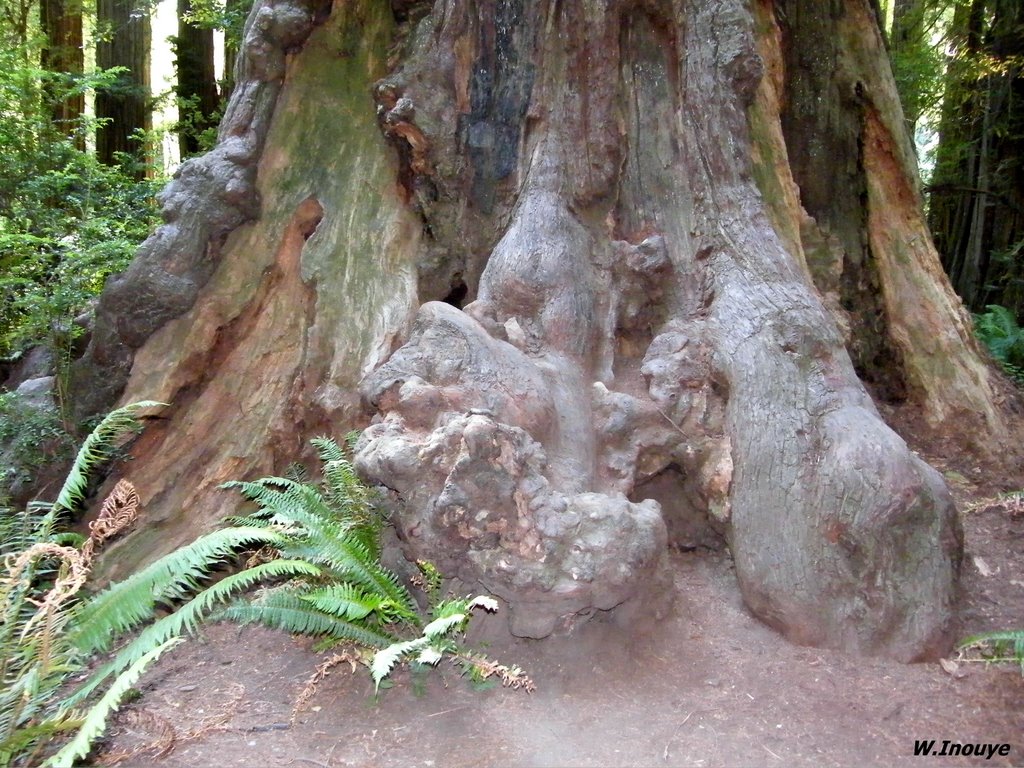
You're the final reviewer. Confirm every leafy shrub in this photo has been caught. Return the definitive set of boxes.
[0,391,75,497]
[0,44,161,363]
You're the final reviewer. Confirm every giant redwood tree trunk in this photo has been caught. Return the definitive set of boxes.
[73,0,1008,660]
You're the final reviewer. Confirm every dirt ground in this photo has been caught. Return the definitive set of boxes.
[91,437,1024,768]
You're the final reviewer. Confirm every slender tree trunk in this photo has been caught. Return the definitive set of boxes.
[889,0,924,136]
[39,0,85,144]
[1,0,33,50]
[174,0,220,157]
[74,0,1012,661]
[95,0,151,175]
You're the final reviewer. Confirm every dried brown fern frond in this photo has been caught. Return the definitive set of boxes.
[4,543,90,636]
[244,545,280,569]
[292,649,362,721]
[97,683,244,765]
[452,652,536,693]
[82,480,140,561]
[963,491,1024,516]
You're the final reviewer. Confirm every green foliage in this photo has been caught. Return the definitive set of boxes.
[45,638,182,768]
[0,391,75,497]
[974,304,1024,383]
[218,437,421,636]
[958,629,1024,675]
[0,42,160,366]
[885,0,953,148]
[51,400,164,517]
[370,596,500,692]
[218,585,398,649]
[173,92,221,155]
[180,0,251,43]
[65,547,317,707]
[2,428,529,765]
[67,527,291,660]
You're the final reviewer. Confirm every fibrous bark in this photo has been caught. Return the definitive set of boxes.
[74,0,1005,660]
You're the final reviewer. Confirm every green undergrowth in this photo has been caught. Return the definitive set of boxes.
[0,401,167,767]
[974,304,1024,386]
[216,436,533,695]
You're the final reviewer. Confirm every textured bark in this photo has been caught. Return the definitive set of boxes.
[74,0,1008,660]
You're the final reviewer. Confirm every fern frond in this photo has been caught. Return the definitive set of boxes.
[66,558,318,707]
[223,478,345,534]
[285,534,418,623]
[47,638,182,768]
[431,596,498,623]
[0,715,83,765]
[299,583,405,623]
[370,637,430,691]
[216,589,396,648]
[959,628,1024,651]
[69,526,286,657]
[344,431,361,452]
[431,598,472,621]
[959,628,1024,672]
[224,475,416,622]
[417,646,444,666]
[423,613,468,639]
[51,401,165,519]
[310,436,345,464]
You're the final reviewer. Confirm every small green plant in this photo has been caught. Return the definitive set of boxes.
[2,427,531,765]
[974,304,1024,385]
[957,630,1024,675]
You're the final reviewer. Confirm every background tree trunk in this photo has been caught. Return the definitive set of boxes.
[889,0,925,136]
[39,0,84,143]
[73,0,1011,661]
[173,0,220,157]
[929,0,1024,314]
[95,0,151,174]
